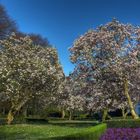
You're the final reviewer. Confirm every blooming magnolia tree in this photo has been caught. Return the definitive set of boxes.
[84,71,123,121]
[58,74,86,120]
[70,19,140,119]
[0,33,64,124]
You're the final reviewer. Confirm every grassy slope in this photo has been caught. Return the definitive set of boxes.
[0,124,86,139]
[0,121,105,140]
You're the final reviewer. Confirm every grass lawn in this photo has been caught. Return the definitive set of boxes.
[0,121,106,140]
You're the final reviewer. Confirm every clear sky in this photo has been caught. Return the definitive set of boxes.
[0,0,140,75]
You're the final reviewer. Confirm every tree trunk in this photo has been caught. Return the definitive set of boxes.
[2,107,5,115]
[107,114,112,120]
[7,98,29,124]
[69,111,72,120]
[121,108,128,119]
[102,109,108,122]
[124,111,128,119]
[23,108,27,118]
[124,78,139,119]
[61,109,65,119]
[122,108,125,119]
[7,109,16,125]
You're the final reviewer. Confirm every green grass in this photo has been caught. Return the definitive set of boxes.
[50,123,107,140]
[0,121,106,140]
[0,124,85,139]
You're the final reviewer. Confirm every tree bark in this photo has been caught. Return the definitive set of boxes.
[2,107,5,115]
[124,111,129,119]
[124,78,139,119]
[7,109,16,125]
[23,108,27,118]
[69,111,72,120]
[102,109,108,122]
[121,108,125,119]
[121,108,129,119]
[61,109,65,119]
[7,98,29,124]
[107,114,112,120]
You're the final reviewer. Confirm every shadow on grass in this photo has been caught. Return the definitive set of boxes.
[48,121,98,128]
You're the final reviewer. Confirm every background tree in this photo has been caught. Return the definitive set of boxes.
[28,33,49,46]
[0,4,17,39]
[58,74,86,120]
[15,32,50,46]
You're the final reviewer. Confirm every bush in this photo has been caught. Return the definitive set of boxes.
[43,108,62,118]
[0,118,6,125]
[74,114,88,120]
[93,113,102,121]
[6,115,29,124]
[104,119,140,128]
[0,116,26,125]
[25,117,48,124]
[48,123,107,140]
[49,120,99,128]
[47,117,68,121]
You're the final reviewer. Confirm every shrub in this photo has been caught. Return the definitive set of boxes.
[0,118,6,125]
[47,117,68,121]
[74,114,89,120]
[104,119,140,128]
[48,123,107,140]
[25,117,48,124]
[49,120,99,128]
[0,116,26,125]
[43,107,62,118]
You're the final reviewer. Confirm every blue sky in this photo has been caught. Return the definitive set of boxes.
[0,0,140,75]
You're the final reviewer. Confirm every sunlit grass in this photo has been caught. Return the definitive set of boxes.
[0,121,100,139]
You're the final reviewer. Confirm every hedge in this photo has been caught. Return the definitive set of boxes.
[47,123,107,140]
[0,118,6,125]
[104,119,140,128]
[25,117,48,124]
